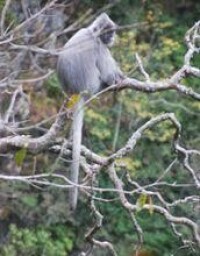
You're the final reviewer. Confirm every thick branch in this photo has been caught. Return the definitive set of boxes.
[0,101,69,153]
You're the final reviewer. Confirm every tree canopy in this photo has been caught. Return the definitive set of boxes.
[0,1,200,255]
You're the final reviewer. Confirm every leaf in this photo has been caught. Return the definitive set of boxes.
[21,195,38,208]
[67,94,81,109]
[15,148,27,167]
[115,157,141,172]
[136,193,147,212]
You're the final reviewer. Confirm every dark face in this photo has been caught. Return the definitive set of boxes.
[100,27,115,46]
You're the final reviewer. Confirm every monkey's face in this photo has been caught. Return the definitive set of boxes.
[100,28,115,47]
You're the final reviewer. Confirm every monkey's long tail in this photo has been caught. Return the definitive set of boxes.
[69,97,84,211]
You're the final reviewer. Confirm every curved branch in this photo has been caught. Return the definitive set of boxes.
[0,101,69,153]
[109,112,181,161]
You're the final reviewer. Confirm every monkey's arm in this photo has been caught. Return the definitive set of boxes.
[96,46,125,87]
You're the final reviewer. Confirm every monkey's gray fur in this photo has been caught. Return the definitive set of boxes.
[57,13,124,210]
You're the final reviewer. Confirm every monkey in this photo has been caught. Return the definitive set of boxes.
[57,13,124,210]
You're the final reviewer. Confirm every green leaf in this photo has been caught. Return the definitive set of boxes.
[21,195,38,208]
[14,148,27,166]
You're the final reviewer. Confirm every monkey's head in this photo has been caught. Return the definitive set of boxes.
[90,13,117,47]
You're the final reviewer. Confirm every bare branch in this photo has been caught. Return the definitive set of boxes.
[135,53,150,81]
[108,163,200,247]
[4,0,58,37]
[0,100,70,153]
[109,113,180,160]
[0,0,12,35]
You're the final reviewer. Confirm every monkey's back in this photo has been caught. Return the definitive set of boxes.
[57,29,101,95]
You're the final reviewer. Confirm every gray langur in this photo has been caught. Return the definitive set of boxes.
[57,13,124,210]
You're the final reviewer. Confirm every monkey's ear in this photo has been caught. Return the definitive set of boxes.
[99,13,117,30]
[89,13,107,33]
[98,12,109,20]
[89,12,116,34]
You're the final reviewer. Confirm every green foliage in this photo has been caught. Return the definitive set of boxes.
[14,148,27,167]
[44,74,63,99]
[0,0,5,10]
[0,224,74,256]
[86,108,111,141]
[20,195,38,208]
[0,0,18,27]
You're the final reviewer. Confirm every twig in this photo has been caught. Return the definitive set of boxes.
[0,0,12,35]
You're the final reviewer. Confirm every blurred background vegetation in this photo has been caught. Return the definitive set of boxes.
[0,0,200,255]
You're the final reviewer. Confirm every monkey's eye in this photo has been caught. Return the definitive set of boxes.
[101,28,115,38]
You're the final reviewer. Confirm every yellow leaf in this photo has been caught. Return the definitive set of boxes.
[67,94,81,109]
[136,193,147,212]
[115,157,141,172]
